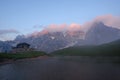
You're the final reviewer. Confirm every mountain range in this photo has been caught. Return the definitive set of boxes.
[0,22,120,53]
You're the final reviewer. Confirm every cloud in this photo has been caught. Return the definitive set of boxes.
[0,29,19,41]
[44,24,67,32]
[37,15,120,33]
[82,14,120,32]
[28,23,83,37]
[29,14,120,37]
[94,14,120,29]
[69,23,81,31]
[0,29,19,35]
[27,30,49,37]
[44,23,82,32]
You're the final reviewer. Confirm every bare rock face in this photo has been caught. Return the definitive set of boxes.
[85,22,120,45]
[14,31,85,52]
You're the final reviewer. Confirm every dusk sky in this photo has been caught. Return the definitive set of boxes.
[0,0,120,41]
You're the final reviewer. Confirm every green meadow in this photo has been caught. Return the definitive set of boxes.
[0,51,47,62]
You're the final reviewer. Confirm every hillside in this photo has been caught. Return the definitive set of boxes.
[51,39,120,56]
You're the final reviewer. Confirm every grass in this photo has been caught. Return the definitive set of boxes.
[0,51,47,62]
[51,43,120,56]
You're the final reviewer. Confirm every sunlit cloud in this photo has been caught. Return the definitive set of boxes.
[44,24,68,32]
[24,14,120,38]
[94,14,120,29]
[29,23,83,37]
[82,14,120,32]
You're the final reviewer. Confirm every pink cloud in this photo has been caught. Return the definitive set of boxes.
[29,30,49,37]
[29,14,120,37]
[29,23,83,37]
[45,23,81,32]
[45,24,68,32]
[94,14,120,29]
[69,23,81,31]
[82,14,120,32]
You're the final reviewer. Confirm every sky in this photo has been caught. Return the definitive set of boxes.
[0,0,120,41]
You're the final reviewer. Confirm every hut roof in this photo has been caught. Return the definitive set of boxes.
[16,43,30,48]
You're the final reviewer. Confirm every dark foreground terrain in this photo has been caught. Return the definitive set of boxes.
[0,56,120,80]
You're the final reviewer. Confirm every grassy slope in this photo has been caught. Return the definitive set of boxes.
[51,40,120,56]
[0,51,47,62]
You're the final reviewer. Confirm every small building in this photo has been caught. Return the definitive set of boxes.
[16,43,30,49]
[11,43,34,53]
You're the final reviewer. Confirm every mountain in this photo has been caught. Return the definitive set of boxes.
[1,22,119,53]
[85,22,120,45]
[13,22,120,53]
[0,41,12,53]
[14,31,84,52]
[51,39,120,56]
